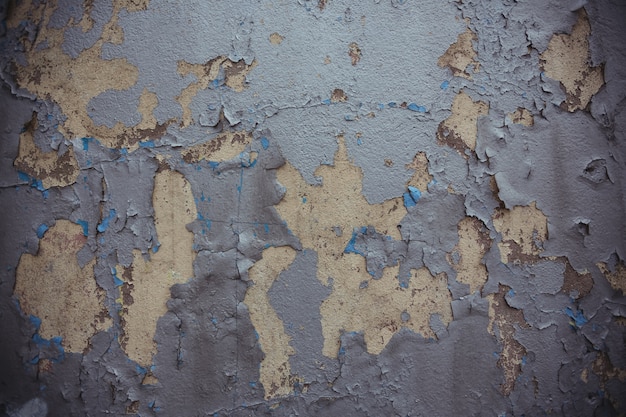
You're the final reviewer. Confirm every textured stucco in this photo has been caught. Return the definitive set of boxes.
[1,0,625,416]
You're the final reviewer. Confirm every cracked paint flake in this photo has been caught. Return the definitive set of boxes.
[117,169,195,367]
[437,90,489,155]
[405,152,433,193]
[13,113,79,188]
[437,23,480,79]
[14,220,111,352]
[540,9,604,112]
[492,202,548,264]
[245,246,298,400]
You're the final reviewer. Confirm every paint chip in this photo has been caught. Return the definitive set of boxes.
[507,108,534,126]
[348,42,361,66]
[181,130,253,164]
[269,32,284,45]
[448,217,491,293]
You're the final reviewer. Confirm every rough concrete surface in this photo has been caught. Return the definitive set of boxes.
[0,0,625,416]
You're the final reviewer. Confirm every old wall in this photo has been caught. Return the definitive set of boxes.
[0,0,625,416]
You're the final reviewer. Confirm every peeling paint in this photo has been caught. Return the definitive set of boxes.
[437,90,489,155]
[448,217,490,294]
[540,9,604,112]
[437,23,480,79]
[492,202,548,264]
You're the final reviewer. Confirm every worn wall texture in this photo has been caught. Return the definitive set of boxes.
[1,0,625,416]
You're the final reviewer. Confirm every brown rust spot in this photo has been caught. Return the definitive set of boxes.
[488,284,530,396]
[348,42,361,66]
[181,130,253,164]
[330,88,348,103]
[560,258,593,299]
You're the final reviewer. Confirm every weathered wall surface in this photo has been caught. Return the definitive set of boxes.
[1,0,625,416]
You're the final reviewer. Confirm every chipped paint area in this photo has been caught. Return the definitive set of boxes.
[11,0,141,148]
[177,57,257,126]
[269,32,284,45]
[117,170,195,367]
[437,90,489,155]
[348,42,361,66]
[322,265,452,356]
[181,130,253,164]
[507,108,534,126]
[14,220,110,352]
[487,285,530,396]
[540,10,604,112]
[492,202,548,264]
[437,24,480,79]
[448,217,490,293]
[597,258,626,294]
[405,152,432,193]
[13,113,79,188]
[245,246,298,399]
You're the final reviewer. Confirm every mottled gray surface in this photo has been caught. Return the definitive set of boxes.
[1,0,626,416]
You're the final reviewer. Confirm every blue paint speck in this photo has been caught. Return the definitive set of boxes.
[36,224,49,239]
[97,209,117,233]
[356,138,362,145]
[408,186,421,202]
[403,192,416,208]
[111,267,124,287]
[388,102,397,108]
[209,161,220,170]
[81,137,94,151]
[260,137,269,150]
[507,288,515,297]
[565,307,588,328]
[440,80,449,90]
[344,227,367,256]
[139,140,155,148]
[378,103,385,110]
[76,220,89,236]
[302,197,307,203]
[407,103,426,113]
[263,224,270,233]
[344,114,355,121]
[399,281,409,289]
[322,98,331,105]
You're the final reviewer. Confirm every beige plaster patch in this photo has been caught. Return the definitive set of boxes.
[437,24,480,79]
[246,246,298,399]
[448,217,490,293]
[117,170,196,367]
[177,57,257,127]
[14,220,111,352]
[507,108,534,126]
[269,32,284,45]
[271,134,451,357]
[12,0,143,149]
[405,152,432,193]
[540,9,604,112]
[492,202,548,264]
[487,285,530,396]
[597,260,626,295]
[321,265,452,356]
[181,130,253,164]
[13,113,79,188]
[437,90,489,155]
